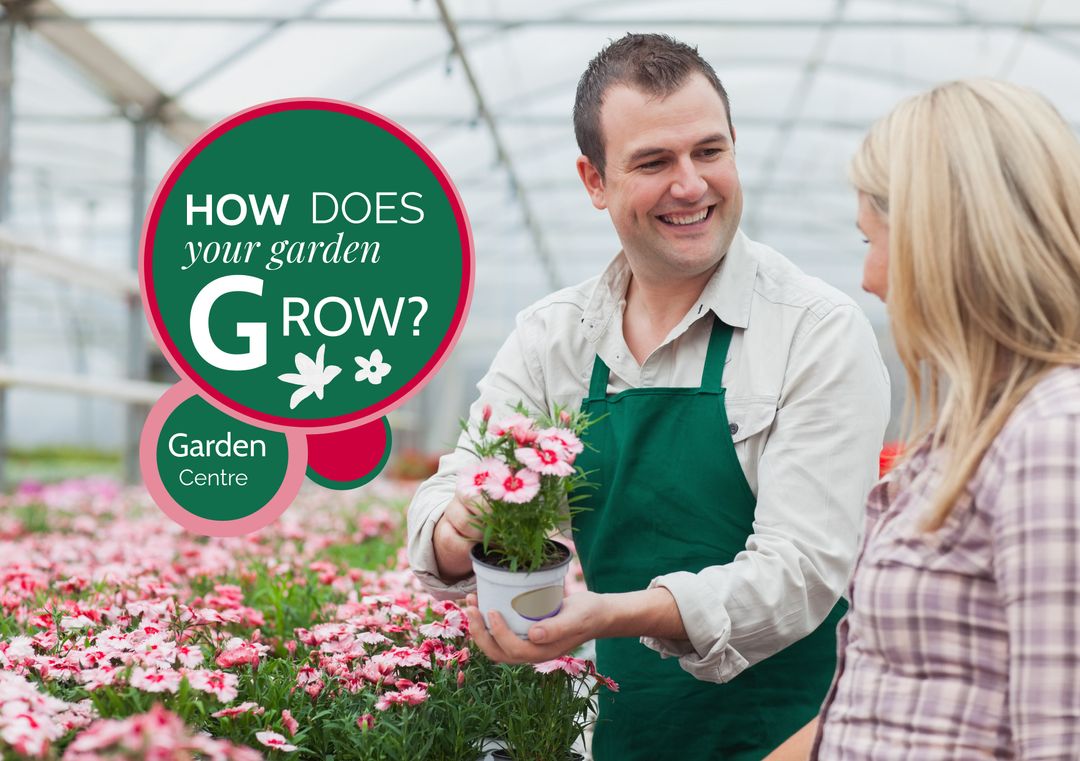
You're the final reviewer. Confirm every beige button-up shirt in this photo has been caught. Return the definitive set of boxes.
[407,230,891,683]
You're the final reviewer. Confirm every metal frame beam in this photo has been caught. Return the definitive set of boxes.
[744,0,848,237]
[0,14,11,487]
[5,0,204,145]
[16,13,1080,32]
[123,117,147,483]
[432,0,560,289]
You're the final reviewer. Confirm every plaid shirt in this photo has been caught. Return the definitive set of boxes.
[813,366,1080,760]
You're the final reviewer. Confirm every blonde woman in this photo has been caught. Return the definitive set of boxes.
[768,79,1080,760]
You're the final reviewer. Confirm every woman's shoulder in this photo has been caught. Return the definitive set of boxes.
[977,365,1080,500]
[1012,364,1080,420]
[994,365,1080,449]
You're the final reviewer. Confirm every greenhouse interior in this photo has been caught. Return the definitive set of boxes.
[2,0,1079,759]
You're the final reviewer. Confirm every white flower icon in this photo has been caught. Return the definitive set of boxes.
[278,344,341,409]
[354,349,392,385]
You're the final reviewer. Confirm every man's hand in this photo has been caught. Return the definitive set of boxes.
[464,586,688,664]
[464,591,610,664]
[433,496,485,581]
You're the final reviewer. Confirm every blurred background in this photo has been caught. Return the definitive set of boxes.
[0,0,1075,483]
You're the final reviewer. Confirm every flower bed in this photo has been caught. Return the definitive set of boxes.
[0,478,610,760]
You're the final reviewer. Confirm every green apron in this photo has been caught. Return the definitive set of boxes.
[573,316,845,761]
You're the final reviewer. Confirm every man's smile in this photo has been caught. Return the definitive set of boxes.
[657,204,716,229]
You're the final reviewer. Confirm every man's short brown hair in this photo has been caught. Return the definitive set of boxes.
[573,33,733,177]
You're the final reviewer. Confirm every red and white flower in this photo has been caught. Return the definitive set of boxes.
[184,669,238,703]
[256,730,298,752]
[537,427,584,460]
[374,681,429,711]
[533,656,588,677]
[211,701,265,719]
[281,708,299,737]
[484,467,540,503]
[515,445,575,477]
[490,414,539,446]
[129,667,182,694]
[457,458,510,499]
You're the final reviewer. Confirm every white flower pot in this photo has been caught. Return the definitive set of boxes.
[471,541,571,638]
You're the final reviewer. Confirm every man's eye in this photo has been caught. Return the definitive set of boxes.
[638,161,664,170]
[700,148,723,157]
[861,237,870,244]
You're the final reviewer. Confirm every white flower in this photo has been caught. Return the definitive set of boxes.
[354,349,392,385]
[6,636,35,659]
[278,344,341,409]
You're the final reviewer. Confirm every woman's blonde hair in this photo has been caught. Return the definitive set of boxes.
[850,79,1080,529]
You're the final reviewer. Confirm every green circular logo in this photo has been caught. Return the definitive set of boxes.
[156,396,290,521]
[142,100,473,428]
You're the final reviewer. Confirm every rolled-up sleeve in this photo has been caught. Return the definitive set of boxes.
[992,414,1080,758]
[643,304,891,682]
[406,312,549,599]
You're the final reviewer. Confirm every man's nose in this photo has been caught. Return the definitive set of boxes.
[669,158,707,200]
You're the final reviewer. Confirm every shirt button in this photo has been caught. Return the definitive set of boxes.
[729,422,739,435]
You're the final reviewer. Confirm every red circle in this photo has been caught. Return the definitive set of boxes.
[139,99,474,431]
[306,420,389,482]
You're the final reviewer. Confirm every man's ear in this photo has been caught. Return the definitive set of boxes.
[576,155,607,210]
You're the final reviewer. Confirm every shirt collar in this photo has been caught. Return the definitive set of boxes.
[581,228,758,344]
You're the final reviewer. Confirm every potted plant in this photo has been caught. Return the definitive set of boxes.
[489,656,619,761]
[458,403,594,637]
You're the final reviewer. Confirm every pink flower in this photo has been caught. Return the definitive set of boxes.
[593,672,620,692]
[481,404,492,422]
[79,666,120,691]
[211,701,265,719]
[281,709,298,737]
[129,666,182,694]
[184,669,239,702]
[491,414,538,446]
[174,644,204,669]
[357,713,375,730]
[375,646,429,669]
[256,731,298,752]
[484,467,540,503]
[59,615,94,631]
[457,458,509,499]
[0,713,51,757]
[374,682,429,710]
[215,639,265,670]
[398,682,429,705]
[588,661,620,692]
[303,679,324,700]
[4,637,35,660]
[538,427,584,459]
[534,656,589,676]
[418,617,465,639]
[515,446,575,477]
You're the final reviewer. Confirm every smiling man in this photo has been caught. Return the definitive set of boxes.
[407,34,890,760]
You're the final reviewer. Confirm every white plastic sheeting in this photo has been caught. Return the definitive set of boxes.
[5,0,1079,447]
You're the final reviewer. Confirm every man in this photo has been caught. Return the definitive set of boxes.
[407,34,890,760]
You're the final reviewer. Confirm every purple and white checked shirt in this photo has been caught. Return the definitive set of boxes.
[813,366,1080,760]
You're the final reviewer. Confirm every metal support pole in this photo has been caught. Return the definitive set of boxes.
[0,18,14,489]
[123,116,148,483]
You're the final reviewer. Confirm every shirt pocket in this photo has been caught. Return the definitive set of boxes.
[724,394,778,444]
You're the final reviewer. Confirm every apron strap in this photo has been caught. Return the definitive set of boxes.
[588,315,734,400]
[700,315,734,391]
[588,352,611,401]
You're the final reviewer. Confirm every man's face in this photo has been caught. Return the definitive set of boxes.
[578,73,743,282]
